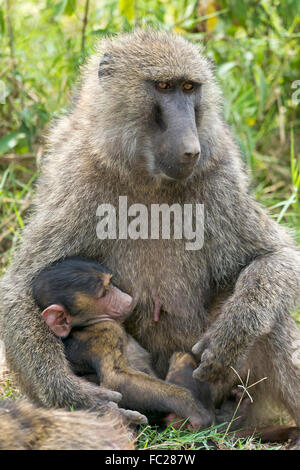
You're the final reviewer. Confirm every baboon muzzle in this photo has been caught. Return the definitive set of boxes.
[155,102,200,180]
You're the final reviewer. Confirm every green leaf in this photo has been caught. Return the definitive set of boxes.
[0,132,27,155]
[253,65,268,118]
[65,0,76,16]
[119,0,135,23]
[0,8,5,36]
[230,0,247,27]
[54,0,67,20]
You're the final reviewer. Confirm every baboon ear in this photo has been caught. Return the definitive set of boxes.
[98,53,113,79]
[42,304,72,338]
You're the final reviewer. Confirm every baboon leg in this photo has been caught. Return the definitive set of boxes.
[165,352,252,431]
[244,314,300,432]
[163,352,215,428]
[101,350,213,429]
[166,352,215,412]
[101,365,212,429]
[211,315,300,447]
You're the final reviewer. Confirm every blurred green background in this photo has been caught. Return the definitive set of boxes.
[0,0,299,275]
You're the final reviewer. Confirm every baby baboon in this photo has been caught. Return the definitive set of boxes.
[165,352,252,431]
[164,352,214,428]
[0,30,299,442]
[32,257,214,429]
[0,399,133,450]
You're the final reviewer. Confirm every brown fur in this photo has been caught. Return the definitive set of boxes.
[235,425,299,445]
[0,399,133,450]
[0,30,299,444]
[65,322,214,428]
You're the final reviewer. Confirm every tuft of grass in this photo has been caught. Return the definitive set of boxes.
[0,377,20,401]
[0,161,37,274]
[136,422,283,451]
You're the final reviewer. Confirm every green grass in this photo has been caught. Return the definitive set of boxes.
[136,422,283,450]
[0,378,20,401]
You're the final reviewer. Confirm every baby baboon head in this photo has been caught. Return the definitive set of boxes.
[79,30,222,181]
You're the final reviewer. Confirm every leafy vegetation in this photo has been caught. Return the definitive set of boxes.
[0,0,299,450]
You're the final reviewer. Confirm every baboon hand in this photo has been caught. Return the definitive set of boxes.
[94,386,122,403]
[188,406,215,430]
[81,381,122,406]
[100,401,148,426]
[192,331,230,383]
[118,407,148,426]
[164,408,213,431]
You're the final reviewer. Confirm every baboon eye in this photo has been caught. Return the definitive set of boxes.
[183,82,194,92]
[99,286,109,298]
[101,290,107,298]
[156,82,173,90]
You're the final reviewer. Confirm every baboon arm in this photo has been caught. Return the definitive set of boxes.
[193,247,300,383]
[0,286,120,408]
[101,367,212,429]
[0,211,120,409]
[69,324,212,428]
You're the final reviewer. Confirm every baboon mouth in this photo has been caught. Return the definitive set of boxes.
[158,165,196,182]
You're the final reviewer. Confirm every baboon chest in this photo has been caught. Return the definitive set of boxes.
[97,237,209,357]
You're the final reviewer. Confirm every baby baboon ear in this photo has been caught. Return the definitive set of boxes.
[98,53,113,79]
[42,304,72,338]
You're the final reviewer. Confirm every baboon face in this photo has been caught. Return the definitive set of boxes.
[145,79,201,181]
[95,30,217,181]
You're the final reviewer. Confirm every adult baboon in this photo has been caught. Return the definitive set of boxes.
[0,30,299,433]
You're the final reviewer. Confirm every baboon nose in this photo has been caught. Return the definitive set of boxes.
[184,150,200,160]
[182,141,201,161]
[126,294,134,311]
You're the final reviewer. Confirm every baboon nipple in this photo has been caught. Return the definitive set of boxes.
[153,296,162,322]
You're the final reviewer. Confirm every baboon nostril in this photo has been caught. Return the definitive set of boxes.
[184,151,200,160]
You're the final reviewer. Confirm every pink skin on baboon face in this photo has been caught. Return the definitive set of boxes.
[94,285,134,323]
[42,283,134,338]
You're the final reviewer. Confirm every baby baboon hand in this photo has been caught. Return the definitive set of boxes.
[164,406,213,431]
[188,404,214,430]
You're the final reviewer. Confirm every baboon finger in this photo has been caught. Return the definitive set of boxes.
[200,349,214,363]
[96,387,122,403]
[192,363,210,381]
[119,408,148,425]
[82,381,122,404]
[101,401,147,424]
[192,337,209,358]
[90,401,146,425]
